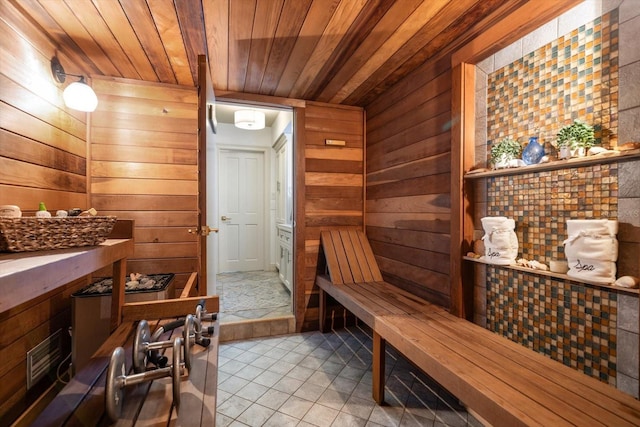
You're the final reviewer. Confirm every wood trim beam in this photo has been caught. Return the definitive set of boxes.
[450,63,475,319]
[294,106,306,332]
[197,54,208,296]
[216,90,305,108]
[122,295,219,323]
[180,272,198,298]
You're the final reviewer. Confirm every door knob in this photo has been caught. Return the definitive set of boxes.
[221,216,232,221]
[201,226,219,236]
[188,226,219,236]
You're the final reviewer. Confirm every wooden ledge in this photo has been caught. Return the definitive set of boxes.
[464,256,639,295]
[464,148,640,179]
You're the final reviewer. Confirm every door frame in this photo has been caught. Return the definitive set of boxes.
[214,93,305,331]
[215,144,271,273]
[197,55,215,296]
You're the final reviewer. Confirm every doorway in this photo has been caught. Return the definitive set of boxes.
[208,102,294,324]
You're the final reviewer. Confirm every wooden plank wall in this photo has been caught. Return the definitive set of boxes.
[0,1,88,212]
[364,55,454,309]
[89,76,199,295]
[0,2,92,423]
[301,102,364,330]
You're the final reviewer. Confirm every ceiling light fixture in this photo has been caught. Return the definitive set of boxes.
[234,109,265,130]
[51,56,98,112]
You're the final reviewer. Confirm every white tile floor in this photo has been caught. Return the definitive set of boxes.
[217,324,482,427]
[217,271,292,323]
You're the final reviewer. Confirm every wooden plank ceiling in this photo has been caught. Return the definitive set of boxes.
[12,0,513,107]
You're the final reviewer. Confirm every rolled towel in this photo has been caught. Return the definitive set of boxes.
[564,220,618,284]
[563,232,618,262]
[481,217,518,265]
[566,219,617,236]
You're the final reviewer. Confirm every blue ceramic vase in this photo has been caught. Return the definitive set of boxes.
[522,136,544,165]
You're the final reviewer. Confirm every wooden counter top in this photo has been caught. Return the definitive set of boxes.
[0,239,134,317]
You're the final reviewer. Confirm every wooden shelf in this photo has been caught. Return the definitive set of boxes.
[463,256,638,295]
[0,239,134,316]
[464,148,640,179]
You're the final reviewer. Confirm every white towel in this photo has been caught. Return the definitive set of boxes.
[566,257,617,284]
[564,232,618,262]
[481,217,518,265]
[564,220,618,284]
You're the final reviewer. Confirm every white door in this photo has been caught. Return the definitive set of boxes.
[218,149,265,272]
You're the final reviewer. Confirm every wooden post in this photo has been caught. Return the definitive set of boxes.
[318,288,327,333]
[110,257,127,331]
[294,106,306,333]
[450,63,476,319]
[197,54,210,296]
[372,331,385,404]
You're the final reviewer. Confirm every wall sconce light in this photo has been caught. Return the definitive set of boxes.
[234,109,265,130]
[51,56,98,112]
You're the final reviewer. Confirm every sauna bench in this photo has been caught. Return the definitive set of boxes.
[31,315,219,426]
[0,239,134,321]
[316,228,640,426]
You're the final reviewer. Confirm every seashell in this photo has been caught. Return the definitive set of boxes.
[614,276,639,289]
[0,205,22,218]
[588,146,608,155]
[529,260,548,271]
[79,207,98,217]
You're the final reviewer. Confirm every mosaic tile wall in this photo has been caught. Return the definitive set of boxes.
[487,164,619,261]
[483,11,623,384]
[486,10,619,152]
[486,164,620,382]
[487,269,618,385]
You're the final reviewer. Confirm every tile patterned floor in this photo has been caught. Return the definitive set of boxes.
[218,271,292,323]
[217,325,482,427]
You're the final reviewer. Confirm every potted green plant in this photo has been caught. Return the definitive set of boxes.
[490,137,521,169]
[556,119,596,158]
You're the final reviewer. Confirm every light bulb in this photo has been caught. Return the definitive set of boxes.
[63,81,98,112]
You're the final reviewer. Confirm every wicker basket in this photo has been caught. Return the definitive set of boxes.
[0,216,117,252]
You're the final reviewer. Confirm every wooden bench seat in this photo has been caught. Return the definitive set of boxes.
[315,227,640,426]
[30,291,220,427]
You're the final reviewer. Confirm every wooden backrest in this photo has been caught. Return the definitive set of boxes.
[320,228,383,285]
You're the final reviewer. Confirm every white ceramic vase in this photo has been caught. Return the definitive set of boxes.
[493,155,511,169]
[559,145,571,159]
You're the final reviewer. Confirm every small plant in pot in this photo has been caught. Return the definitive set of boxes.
[490,137,522,169]
[556,119,596,158]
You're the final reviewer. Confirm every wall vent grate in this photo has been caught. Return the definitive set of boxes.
[27,329,62,389]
